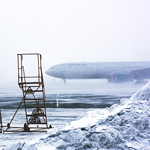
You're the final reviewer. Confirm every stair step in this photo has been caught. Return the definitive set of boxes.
[20,86,41,88]
[28,122,47,124]
[23,90,43,93]
[26,114,46,117]
[25,107,45,109]
[19,82,43,85]
[24,99,45,100]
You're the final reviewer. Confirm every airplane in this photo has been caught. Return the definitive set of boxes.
[45,62,150,83]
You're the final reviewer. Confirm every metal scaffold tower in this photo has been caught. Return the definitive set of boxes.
[6,53,49,132]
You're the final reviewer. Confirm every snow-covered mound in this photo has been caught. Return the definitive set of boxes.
[4,82,150,150]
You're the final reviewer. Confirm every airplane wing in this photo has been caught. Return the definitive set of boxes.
[129,67,150,80]
[108,67,150,83]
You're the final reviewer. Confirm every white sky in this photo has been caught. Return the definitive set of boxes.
[0,0,150,84]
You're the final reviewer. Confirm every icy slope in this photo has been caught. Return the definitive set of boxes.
[4,82,150,150]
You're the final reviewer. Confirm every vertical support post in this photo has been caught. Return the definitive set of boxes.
[0,107,2,133]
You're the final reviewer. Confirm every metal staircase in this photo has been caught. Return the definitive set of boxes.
[6,53,49,132]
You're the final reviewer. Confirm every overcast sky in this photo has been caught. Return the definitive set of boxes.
[0,0,150,85]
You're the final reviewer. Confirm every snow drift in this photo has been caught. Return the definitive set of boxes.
[4,82,150,150]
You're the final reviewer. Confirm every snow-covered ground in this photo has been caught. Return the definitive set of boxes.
[3,81,150,150]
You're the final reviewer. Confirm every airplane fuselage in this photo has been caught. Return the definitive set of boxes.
[45,62,150,82]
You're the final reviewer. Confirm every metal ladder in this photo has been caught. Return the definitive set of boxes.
[6,53,49,132]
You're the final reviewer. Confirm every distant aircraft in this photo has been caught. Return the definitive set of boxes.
[45,62,150,83]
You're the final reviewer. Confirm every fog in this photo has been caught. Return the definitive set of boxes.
[0,0,150,87]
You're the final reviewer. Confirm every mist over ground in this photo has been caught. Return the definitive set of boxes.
[0,79,146,96]
[0,0,150,84]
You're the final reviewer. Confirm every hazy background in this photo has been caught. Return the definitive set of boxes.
[0,0,150,88]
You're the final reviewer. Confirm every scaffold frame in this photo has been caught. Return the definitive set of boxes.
[5,53,49,132]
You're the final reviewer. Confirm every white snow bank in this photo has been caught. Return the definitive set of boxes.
[3,81,150,150]
[3,142,25,150]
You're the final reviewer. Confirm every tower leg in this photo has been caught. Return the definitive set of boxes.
[0,108,2,133]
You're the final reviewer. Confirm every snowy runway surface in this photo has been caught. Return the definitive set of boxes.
[0,80,149,149]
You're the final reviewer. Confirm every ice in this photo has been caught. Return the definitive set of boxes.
[3,81,150,150]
